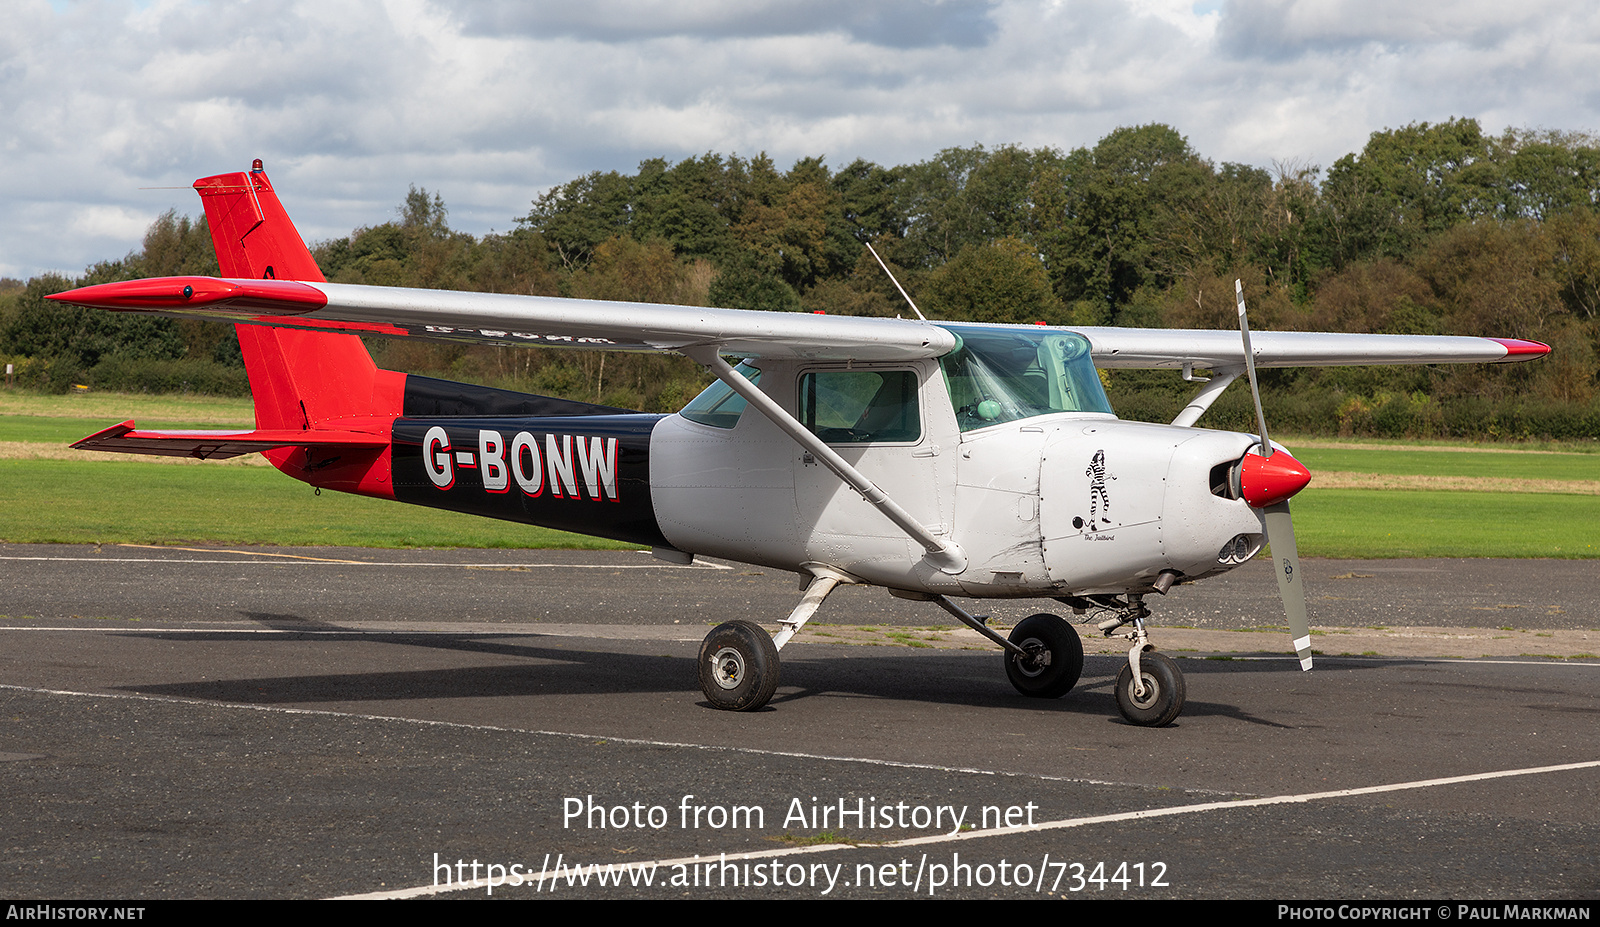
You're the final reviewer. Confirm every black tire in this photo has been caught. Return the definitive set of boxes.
[1114,652,1186,727]
[698,620,780,711]
[1004,613,1084,698]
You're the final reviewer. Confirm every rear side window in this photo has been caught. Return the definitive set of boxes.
[680,362,761,429]
[799,369,920,444]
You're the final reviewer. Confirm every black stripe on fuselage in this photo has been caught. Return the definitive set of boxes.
[392,414,668,548]
[402,374,636,418]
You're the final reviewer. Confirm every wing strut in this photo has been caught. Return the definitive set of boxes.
[1170,367,1240,428]
[683,346,967,575]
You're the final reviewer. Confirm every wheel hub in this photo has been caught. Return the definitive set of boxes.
[710,646,746,690]
[1014,640,1052,677]
[1128,672,1160,709]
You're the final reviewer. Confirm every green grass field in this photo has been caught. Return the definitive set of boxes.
[0,459,635,549]
[2,416,258,444]
[1289,445,1600,481]
[0,391,254,424]
[2,391,1595,556]
[1290,489,1599,558]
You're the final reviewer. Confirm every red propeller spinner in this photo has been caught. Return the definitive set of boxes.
[1237,449,1312,508]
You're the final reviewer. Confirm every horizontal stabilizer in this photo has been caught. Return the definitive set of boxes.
[73,421,389,460]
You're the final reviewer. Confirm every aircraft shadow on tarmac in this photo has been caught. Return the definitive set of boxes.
[105,611,1429,730]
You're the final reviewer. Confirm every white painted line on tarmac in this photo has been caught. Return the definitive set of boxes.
[1231,655,1600,667]
[0,626,708,642]
[0,555,731,569]
[117,544,390,562]
[0,680,1154,793]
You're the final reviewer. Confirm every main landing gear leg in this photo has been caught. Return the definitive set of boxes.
[698,574,841,712]
[931,597,1084,701]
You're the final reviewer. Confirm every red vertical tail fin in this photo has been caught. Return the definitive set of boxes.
[194,161,404,431]
[196,161,403,497]
[195,159,327,283]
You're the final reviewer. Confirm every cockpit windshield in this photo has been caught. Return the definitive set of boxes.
[937,324,1113,431]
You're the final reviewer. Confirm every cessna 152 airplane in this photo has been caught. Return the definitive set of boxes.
[49,161,1550,726]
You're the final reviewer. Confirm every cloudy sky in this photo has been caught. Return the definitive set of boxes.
[4,0,1599,280]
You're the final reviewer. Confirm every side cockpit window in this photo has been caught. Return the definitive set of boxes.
[680,361,761,429]
[799,369,920,444]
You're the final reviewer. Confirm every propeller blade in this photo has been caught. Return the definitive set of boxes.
[1238,279,1312,669]
[1263,500,1312,671]
[1235,279,1272,457]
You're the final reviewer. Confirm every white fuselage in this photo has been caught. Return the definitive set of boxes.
[649,356,1267,598]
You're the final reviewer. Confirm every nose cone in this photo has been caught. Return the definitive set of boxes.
[1238,450,1311,508]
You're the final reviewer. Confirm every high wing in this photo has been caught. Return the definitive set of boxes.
[50,275,1547,368]
[49,276,957,362]
[1071,326,1547,369]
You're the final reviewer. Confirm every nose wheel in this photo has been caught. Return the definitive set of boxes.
[1115,651,1185,727]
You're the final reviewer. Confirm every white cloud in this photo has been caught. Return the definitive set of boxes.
[451,0,1001,48]
[66,205,155,243]
[2,0,1598,279]
[1217,0,1577,57]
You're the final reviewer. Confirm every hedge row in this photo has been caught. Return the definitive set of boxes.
[1109,382,1600,440]
[1,355,249,396]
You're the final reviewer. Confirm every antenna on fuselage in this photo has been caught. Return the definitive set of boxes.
[864,241,928,322]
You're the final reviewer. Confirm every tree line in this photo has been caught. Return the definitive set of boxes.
[3,118,1597,438]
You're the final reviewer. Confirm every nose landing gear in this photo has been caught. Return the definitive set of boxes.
[1059,592,1187,726]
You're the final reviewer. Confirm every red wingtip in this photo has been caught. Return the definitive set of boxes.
[1489,338,1552,358]
[1239,450,1312,508]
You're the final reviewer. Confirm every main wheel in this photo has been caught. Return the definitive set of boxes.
[1115,652,1186,727]
[698,620,780,711]
[1004,613,1084,698]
